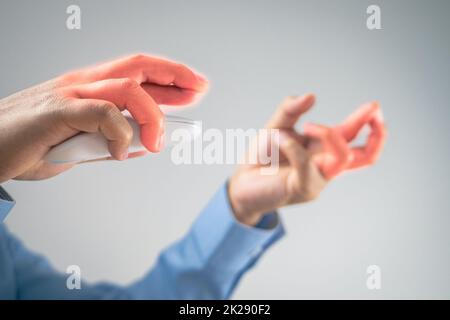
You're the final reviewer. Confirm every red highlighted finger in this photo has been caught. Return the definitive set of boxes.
[141,83,201,106]
[61,54,209,93]
[304,123,351,179]
[347,109,386,169]
[62,78,164,152]
[338,102,380,142]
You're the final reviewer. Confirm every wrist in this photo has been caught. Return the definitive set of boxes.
[227,181,263,226]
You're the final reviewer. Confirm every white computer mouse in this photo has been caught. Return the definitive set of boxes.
[44,115,201,164]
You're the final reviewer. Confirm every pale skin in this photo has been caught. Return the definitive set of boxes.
[229,95,386,225]
[0,54,386,226]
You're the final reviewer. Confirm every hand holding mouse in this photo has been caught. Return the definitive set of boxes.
[0,54,208,183]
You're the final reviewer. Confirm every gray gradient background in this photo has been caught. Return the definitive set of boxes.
[1,0,449,299]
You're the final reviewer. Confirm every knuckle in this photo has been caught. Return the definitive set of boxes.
[41,92,60,107]
[95,102,116,119]
[96,104,132,142]
[121,123,133,142]
[117,78,140,91]
[128,53,147,64]
[166,62,187,83]
[39,93,65,118]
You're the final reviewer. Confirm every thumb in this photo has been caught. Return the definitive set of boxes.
[266,94,315,129]
[59,99,133,161]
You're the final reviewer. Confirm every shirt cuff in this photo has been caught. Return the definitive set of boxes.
[191,183,285,273]
[0,186,15,222]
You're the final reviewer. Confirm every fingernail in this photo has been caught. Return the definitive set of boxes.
[195,73,209,91]
[196,72,208,83]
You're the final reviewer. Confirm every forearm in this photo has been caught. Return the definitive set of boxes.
[127,183,284,299]
[2,183,283,299]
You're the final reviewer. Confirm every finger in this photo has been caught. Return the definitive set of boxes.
[141,83,201,106]
[304,123,351,179]
[347,109,386,169]
[60,99,133,160]
[62,54,208,92]
[278,131,310,171]
[266,94,315,129]
[337,101,380,142]
[278,131,327,202]
[62,78,164,152]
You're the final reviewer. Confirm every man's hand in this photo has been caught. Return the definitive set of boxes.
[0,54,208,183]
[229,94,386,226]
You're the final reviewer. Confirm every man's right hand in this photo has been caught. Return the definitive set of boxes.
[0,54,208,183]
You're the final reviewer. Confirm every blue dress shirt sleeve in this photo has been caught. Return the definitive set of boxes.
[0,183,284,299]
[0,186,15,222]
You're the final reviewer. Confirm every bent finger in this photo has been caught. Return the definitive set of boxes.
[347,110,386,169]
[337,101,380,142]
[62,78,164,152]
[141,83,201,106]
[61,54,208,92]
[59,99,133,160]
[304,123,351,179]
